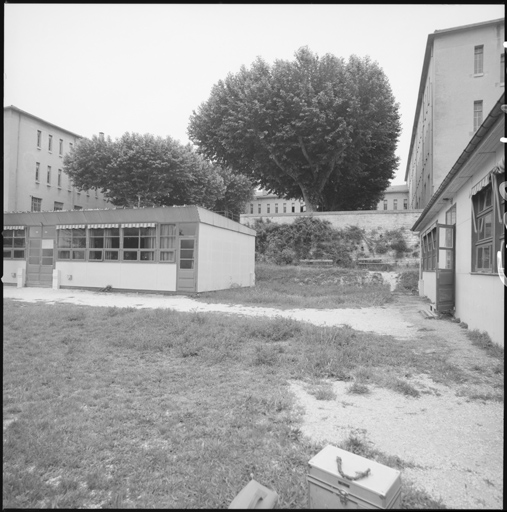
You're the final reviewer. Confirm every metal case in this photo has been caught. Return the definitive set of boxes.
[307,445,402,509]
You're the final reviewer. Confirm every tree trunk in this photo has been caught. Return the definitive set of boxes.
[299,184,316,212]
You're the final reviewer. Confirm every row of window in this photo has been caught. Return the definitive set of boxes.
[36,130,73,156]
[249,203,305,214]
[4,224,197,267]
[421,176,504,275]
[31,196,84,212]
[380,198,408,210]
[473,46,504,82]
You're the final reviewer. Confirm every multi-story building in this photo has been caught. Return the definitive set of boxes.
[376,184,409,211]
[4,106,111,212]
[405,18,504,209]
[245,192,306,216]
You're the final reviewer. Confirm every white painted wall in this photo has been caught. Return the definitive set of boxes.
[3,260,26,285]
[418,150,504,347]
[197,223,255,292]
[56,261,177,292]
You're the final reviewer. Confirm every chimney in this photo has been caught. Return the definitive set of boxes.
[99,132,104,141]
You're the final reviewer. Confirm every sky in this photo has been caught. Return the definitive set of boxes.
[4,4,504,186]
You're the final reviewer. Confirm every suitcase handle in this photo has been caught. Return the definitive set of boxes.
[336,456,371,481]
[247,488,267,508]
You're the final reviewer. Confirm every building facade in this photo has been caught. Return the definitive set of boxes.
[405,18,504,210]
[411,94,504,347]
[4,106,111,213]
[3,205,256,294]
[376,184,409,211]
[245,193,306,216]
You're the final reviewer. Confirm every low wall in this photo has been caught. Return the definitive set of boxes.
[241,210,423,264]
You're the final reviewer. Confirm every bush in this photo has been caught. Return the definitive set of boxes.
[396,270,419,294]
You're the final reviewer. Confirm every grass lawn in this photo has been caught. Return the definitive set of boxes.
[196,263,393,309]
[4,267,501,508]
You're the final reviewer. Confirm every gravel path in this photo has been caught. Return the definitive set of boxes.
[3,284,503,508]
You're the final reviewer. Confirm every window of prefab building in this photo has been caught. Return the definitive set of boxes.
[421,228,437,271]
[471,172,504,274]
[57,228,86,260]
[3,229,26,259]
[160,224,176,262]
[89,228,120,261]
[122,227,156,261]
[445,204,456,225]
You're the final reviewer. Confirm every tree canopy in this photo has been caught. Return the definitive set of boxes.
[188,47,401,212]
[63,132,253,217]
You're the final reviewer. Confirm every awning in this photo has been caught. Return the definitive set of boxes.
[3,226,25,230]
[56,224,86,229]
[122,223,156,228]
[88,224,119,229]
[470,174,491,197]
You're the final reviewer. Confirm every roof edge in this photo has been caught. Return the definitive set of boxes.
[4,105,83,139]
[411,93,505,232]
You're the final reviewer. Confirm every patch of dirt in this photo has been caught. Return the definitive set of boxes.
[289,294,504,509]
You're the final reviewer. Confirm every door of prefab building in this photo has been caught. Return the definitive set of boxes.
[177,238,196,292]
[435,224,455,313]
[26,225,56,287]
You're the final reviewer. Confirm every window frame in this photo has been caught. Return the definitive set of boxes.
[471,172,504,274]
[58,169,62,188]
[403,198,408,210]
[3,228,26,259]
[47,165,51,185]
[48,134,53,152]
[53,201,64,212]
[35,162,40,182]
[31,196,42,212]
[383,200,388,210]
[121,226,156,262]
[57,228,87,260]
[159,224,176,263]
[59,138,64,156]
[473,100,483,132]
[421,227,437,272]
[36,130,42,149]
[474,45,484,75]
[88,227,120,262]
[393,199,398,210]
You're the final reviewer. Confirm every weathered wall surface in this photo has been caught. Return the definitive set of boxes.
[241,210,424,265]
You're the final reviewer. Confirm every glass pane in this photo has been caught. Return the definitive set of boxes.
[90,237,104,248]
[124,237,139,249]
[72,237,87,249]
[179,224,197,236]
[484,188,492,208]
[123,227,139,236]
[13,238,26,248]
[89,250,103,260]
[4,249,12,258]
[180,249,194,259]
[58,250,71,259]
[160,224,176,236]
[140,251,155,261]
[105,228,119,237]
[42,249,53,257]
[123,251,138,261]
[3,234,13,245]
[14,230,25,237]
[13,250,25,259]
[140,236,156,249]
[483,213,492,239]
[483,246,491,269]
[439,227,453,248]
[438,249,453,269]
[72,251,85,260]
[160,251,175,262]
[73,229,86,237]
[180,239,195,249]
[90,229,104,236]
[140,227,155,237]
[105,251,119,261]
[160,237,175,249]
[180,259,194,269]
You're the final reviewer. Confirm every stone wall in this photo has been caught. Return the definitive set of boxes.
[240,209,424,266]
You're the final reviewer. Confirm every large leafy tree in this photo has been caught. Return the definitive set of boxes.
[63,132,254,213]
[188,47,401,212]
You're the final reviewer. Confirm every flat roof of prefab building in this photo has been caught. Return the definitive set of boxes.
[3,205,256,236]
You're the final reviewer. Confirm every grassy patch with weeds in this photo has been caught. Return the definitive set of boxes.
[347,382,371,395]
[4,297,477,508]
[466,329,504,360]
[196,263,393,309]
[306,381,337,401]
[395,269,419,294]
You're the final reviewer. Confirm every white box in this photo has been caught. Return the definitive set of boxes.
[307,445,402,509]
